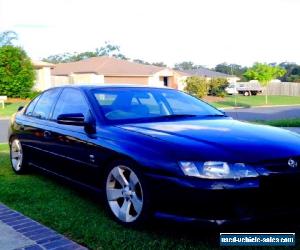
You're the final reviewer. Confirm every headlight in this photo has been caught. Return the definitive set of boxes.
[179,161,258,179]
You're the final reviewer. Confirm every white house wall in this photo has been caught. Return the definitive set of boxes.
[33,67,52,91]
[51,75,70,87]
[148,75,162,87]
[148,69,175,87]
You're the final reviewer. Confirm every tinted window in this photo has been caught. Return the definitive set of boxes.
[52,88,89,119]
[32,88,61,119]
[131,92,160,115]
[25,95,41,116]
[92,88,223,121]
[162,92,208,114]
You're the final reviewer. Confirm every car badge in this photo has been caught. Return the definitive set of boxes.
[288,158,298,168]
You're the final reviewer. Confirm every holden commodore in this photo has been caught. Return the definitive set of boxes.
[9,85,300,226]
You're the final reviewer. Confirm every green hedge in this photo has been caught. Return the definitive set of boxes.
[0,45,35,98]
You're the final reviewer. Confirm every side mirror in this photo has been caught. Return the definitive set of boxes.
[18,106,24,112]
[57,113,85,126]
[56,112,96,134]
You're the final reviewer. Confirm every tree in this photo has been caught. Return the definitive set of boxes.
[0,46,35,98]
[278,62,300,82]
[214,63,248,80]
[0,31,18,46]
[133,59,167,67]
[43,42,128,63]
[173,61,202,71]
[209,78,228,97]
[244,63,286,104]
[133,59,151,65]
[184,77,209,98]
[151,62,166,67]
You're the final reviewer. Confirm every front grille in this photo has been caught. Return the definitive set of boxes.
[260,174,300,190]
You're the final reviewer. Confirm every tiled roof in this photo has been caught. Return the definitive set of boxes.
[51,56,166,76]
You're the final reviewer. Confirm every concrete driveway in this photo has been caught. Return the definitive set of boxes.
[0,119,9,143]
[224,105,300,121]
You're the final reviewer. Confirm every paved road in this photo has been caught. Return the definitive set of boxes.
[285,127,300,134]
[224,105,300,121]
[0,119,9,143]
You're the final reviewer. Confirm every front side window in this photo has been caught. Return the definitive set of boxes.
[25,95,41,116]
[32,88,61,119]
[52,88,89,120]
[92,88,223,122]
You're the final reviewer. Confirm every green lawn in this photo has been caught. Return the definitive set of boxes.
[255,118,300,127]
[212,95,300,108]
[1,144,299,249]
[0,144,215,250]
[0,102,27,117]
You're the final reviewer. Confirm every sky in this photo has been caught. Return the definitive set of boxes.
[0,0,300,68]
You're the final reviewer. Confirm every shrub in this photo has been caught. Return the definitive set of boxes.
[184,76,208,98]
[28,90,41,99]
[208,78,228,97]
[0,45,35,98]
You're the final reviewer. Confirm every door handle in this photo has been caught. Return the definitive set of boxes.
[43,131,51,138]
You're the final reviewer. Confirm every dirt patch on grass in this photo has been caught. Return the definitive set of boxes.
[7,98,29,103]
[202,96,224,103]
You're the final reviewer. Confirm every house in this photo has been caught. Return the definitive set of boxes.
[33,57,239,91]
[50,56,181,89]
[181,68,240,83]
[175,68,240,90]
[32,60,55,91]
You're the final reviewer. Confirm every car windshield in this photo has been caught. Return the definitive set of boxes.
[92,87,224,122]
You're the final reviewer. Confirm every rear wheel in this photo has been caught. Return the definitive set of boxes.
[244,91,250,96]
[104,161,150,226]
[10,138,27,174]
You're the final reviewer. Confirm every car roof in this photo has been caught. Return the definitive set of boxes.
[54,84,173,91]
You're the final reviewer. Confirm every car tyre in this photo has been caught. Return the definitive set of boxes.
[104,160,151,227]
[9,137,28,174]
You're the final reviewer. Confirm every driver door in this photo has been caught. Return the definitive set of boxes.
[45,88,99,185]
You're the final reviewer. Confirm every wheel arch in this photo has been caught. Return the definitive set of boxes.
[99,151,144,178]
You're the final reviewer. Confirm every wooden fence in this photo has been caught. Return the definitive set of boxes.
[266,82,300,96]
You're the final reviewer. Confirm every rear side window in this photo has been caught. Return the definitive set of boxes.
[25,95,41,116]
[52,88,89,120]
[32,88,61,119]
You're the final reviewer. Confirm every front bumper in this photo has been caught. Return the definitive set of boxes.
[146,173,300,225]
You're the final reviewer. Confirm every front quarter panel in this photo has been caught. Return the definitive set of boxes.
[89,125,183,177]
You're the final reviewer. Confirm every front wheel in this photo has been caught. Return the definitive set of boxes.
[10,138,28,174]
[104,161,150,226]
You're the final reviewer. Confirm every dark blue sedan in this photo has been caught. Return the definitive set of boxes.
[8,85,300,226]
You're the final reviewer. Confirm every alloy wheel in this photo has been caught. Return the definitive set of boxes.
[11,139,23,172]
[106,165,143,223]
